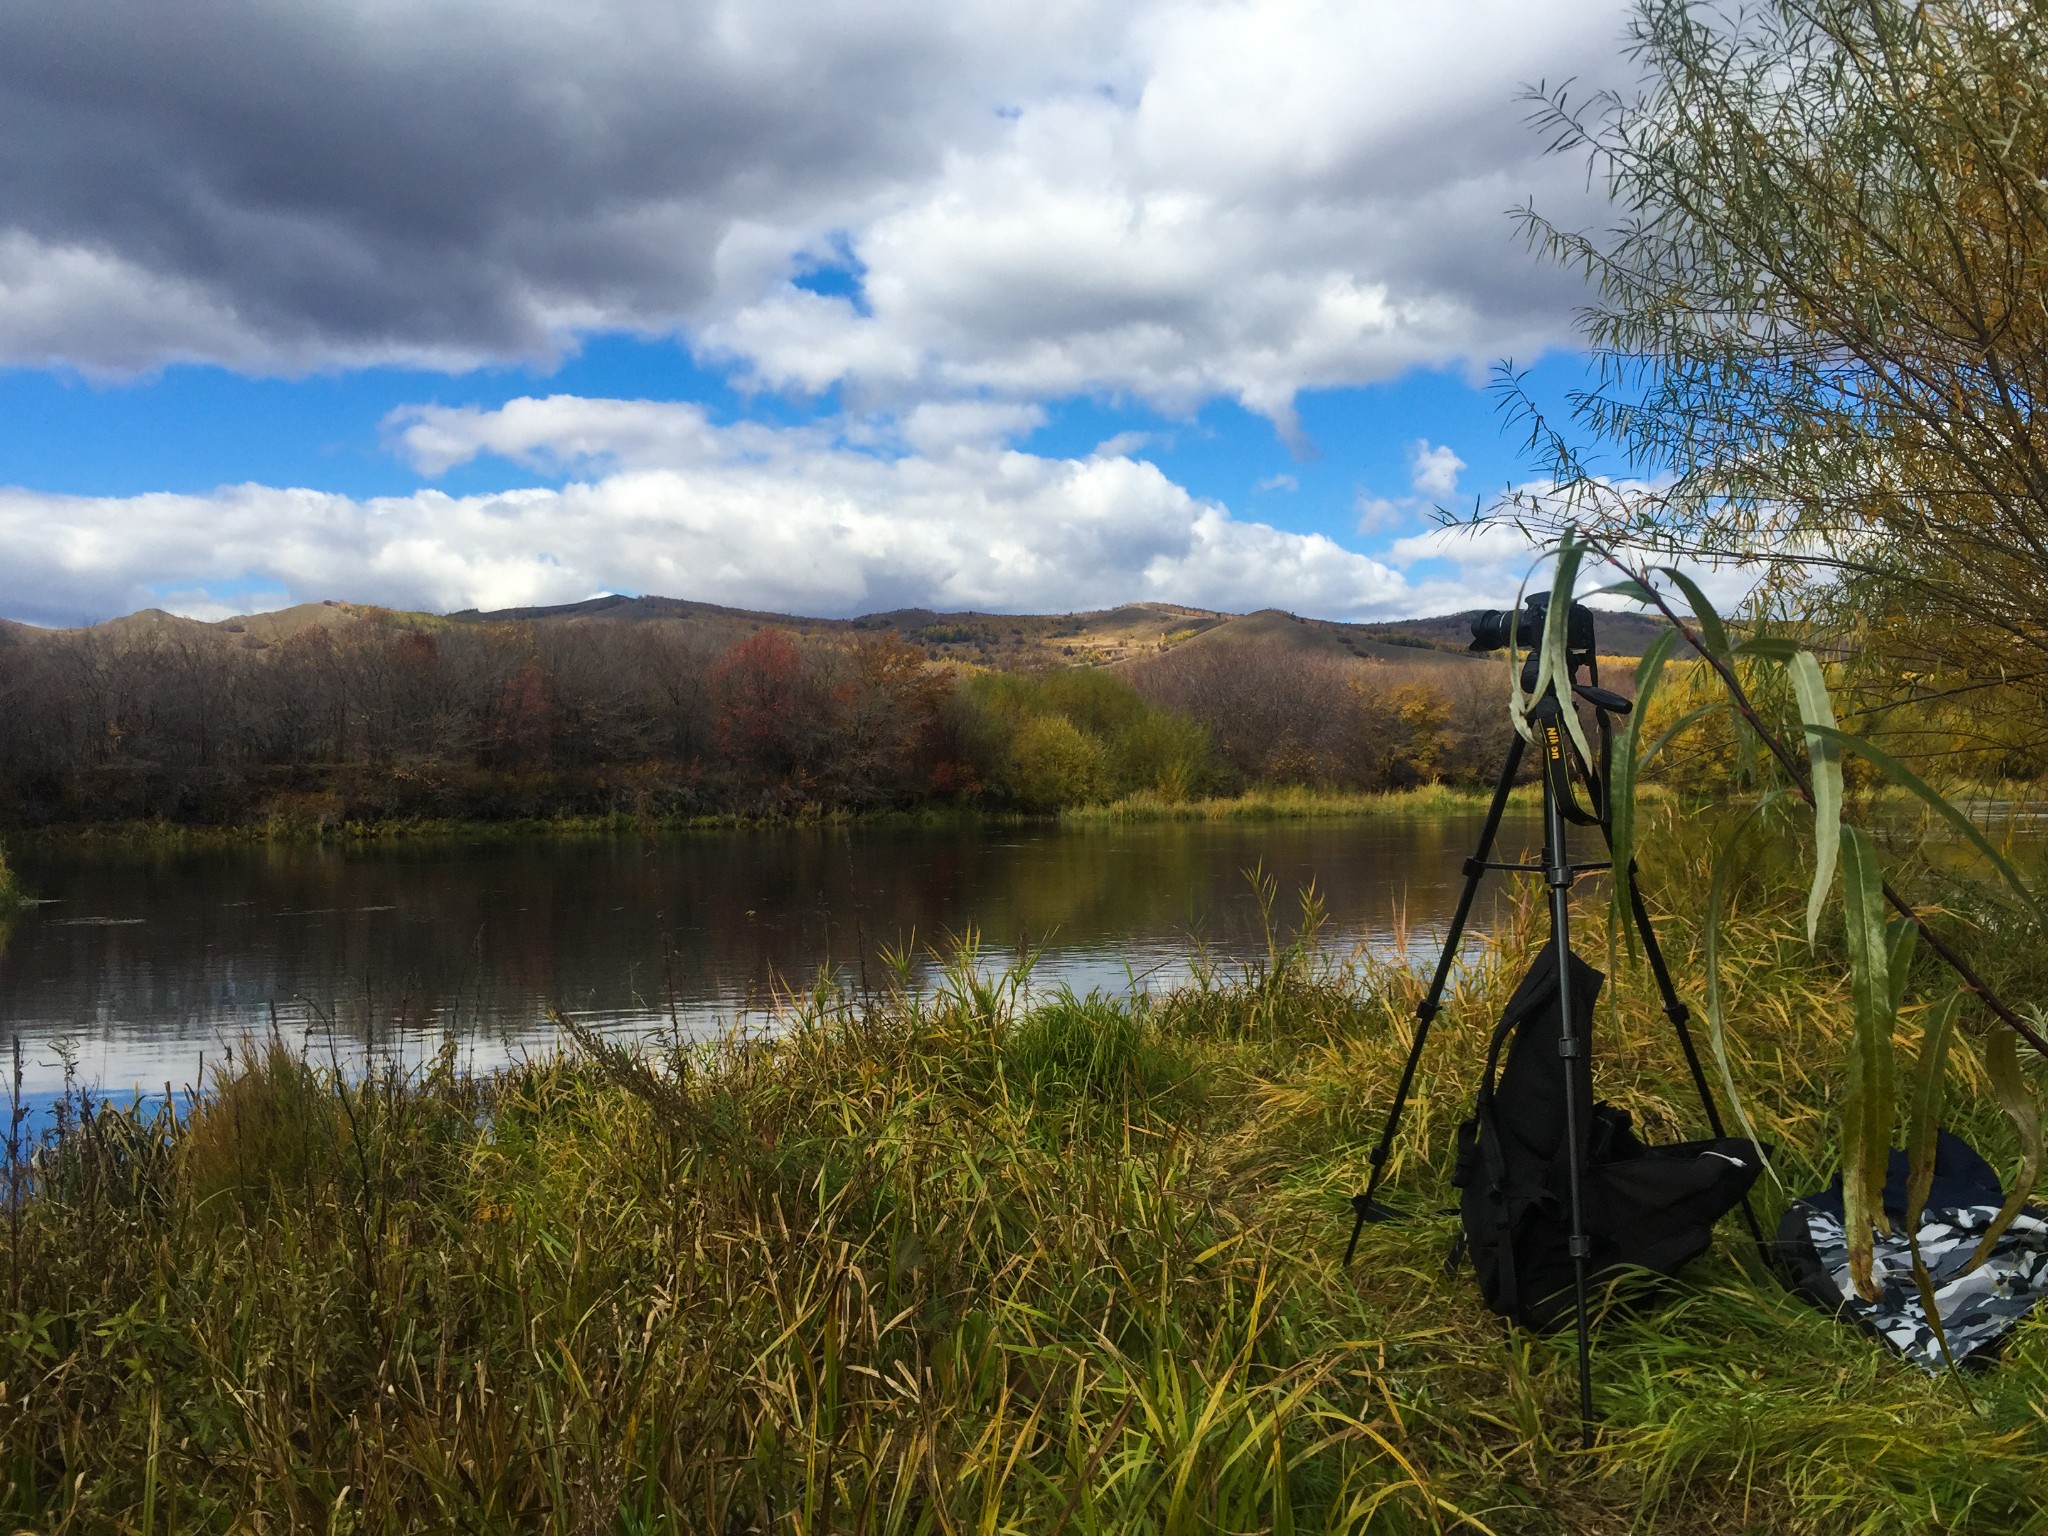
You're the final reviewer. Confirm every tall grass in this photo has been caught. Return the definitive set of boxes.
[3,811,2045,1532]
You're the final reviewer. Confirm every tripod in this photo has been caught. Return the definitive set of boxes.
[1342,645,1765,1442]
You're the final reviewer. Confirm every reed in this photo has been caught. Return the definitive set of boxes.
[2,812,2043,1533]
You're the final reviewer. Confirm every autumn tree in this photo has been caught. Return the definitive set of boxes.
[710,629,818,782]
[1509,0,2048,753]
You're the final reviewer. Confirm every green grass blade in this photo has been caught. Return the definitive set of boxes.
[1965,1027,2043,1273]
[1839,826,1897,1300]
[1802,724,2047,928]
[1705,792,1784,1188]
[1787,651,1843,948]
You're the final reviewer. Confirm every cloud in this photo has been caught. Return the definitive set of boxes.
[0,0,1103,375]
[1094,431,1159,460]
[12,395,1450,626]
[0,0,1626,404]
[1255,473,1297,493]
[1350,437,1468,535]
[16,404,1744,629]
[1354,494,1405,535]
[1386,494,1764,614]
[1408,439,1466,499]
[706,0,1623,423]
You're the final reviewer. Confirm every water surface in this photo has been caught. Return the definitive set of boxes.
[3,815,1548,1103]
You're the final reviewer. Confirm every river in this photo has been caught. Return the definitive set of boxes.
[2,813,1552,1108]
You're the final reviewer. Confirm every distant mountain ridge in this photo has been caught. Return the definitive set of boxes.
[6,594,1677,666]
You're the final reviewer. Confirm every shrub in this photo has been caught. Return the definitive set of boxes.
[1003,713,1106,808]
[1002,991,1189,1104]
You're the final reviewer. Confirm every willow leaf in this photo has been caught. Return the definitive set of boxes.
[1705,793,1783,1188]
[1788,650,1843,948]
[1802,724,2047,929]
[1609,627,1680,961]
[1541,532,1596,773]
[1586,577,1660,605]
[1903,990,1963,1371]
[1656,567,1733,664]
[1887,919,1917,1016]
[1904,990,1961,1228]
[1839,825,1897,1299]
[1965,1028,2043,1273]
[1735,636,1801,662]
[1506,562,1539,745]
[1658,565,1753,782]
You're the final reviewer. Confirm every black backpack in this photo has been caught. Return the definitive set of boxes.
[1451,943,1766,1330]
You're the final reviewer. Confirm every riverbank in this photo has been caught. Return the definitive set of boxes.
[6,828,2040,1532]
[8,784,1525,851]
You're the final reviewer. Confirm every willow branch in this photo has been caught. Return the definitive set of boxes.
[1595,541,2048,1059]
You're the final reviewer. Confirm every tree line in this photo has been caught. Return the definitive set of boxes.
[0,612,1514,827]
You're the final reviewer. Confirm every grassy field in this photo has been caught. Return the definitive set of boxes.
[3,814,2045,1533]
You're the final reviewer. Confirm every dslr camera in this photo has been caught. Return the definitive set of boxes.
[1467,591,1595,656]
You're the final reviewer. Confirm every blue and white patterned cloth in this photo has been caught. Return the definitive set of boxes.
[1797,1202,2048,1371]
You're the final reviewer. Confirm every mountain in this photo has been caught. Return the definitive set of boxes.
[10,594,1676,665]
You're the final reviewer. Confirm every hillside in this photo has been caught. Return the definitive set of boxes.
[7,594,1676,665]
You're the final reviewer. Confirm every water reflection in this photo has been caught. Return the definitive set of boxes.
[2,815,1547,1100]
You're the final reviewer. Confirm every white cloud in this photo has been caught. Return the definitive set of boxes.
[702,0,1624,426]
[1351,437,1469,536]
[1255,473,1297,493]
[1386,494,1764,615]
[13,396,1454,626]
[20,409,1753,628]
[1354,494,1405,535]
[1094,431,1159,460]
[1408,439,1466,499]
[0,0,1626,406]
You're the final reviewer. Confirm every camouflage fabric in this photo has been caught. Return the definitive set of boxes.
[1796,1202,2048,1371]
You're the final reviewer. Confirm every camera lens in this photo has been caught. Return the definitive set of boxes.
[1469,605,1541,653]
[1468,610,1514,652]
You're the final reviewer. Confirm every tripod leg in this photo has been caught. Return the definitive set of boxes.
[1346,733,1527,1264]
[1614,855,1770,1259]
[1538,709,1597,1446]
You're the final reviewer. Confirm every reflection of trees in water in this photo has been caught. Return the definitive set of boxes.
[3,819,1544,1059]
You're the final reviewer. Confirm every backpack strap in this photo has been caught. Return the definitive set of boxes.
[1471,997,1536,1314]
[1472,1088,1521,1313]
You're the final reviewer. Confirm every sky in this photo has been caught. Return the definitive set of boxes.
[0,0,1649,628]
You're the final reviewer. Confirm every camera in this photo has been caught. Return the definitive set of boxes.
[1467,592,1595,656]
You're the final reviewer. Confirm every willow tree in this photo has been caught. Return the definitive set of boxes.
[1508,0,2048,760]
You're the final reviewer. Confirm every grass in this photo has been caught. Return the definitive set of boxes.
[12,786,1523,847]
[12,806,986,850]
[4,810,2046,1532]
[13,784,1535,850]
[1064,784,1535,823]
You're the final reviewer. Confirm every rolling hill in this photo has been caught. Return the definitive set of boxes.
[5,594,1677,666]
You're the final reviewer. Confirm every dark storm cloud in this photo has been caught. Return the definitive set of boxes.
[0,0,1095,370]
